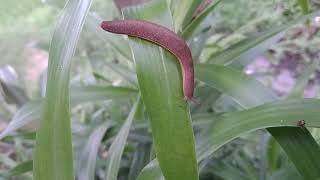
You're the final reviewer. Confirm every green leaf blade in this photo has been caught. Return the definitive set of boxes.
[78,122,112,180]
[196,99,320,161]
[33,0,92,179]
[105,95,140,180]
[173,0,202,32]
[182,0,222,39]
[123,1,198,180]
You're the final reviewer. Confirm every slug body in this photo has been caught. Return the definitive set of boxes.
[101,20,195,102]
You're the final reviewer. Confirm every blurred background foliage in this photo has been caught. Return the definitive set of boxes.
[0,0,320,179]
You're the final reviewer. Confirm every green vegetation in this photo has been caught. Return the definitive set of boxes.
[1,0,320,180]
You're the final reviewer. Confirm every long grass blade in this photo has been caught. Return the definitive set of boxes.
[173,0,202,32]
[122,1,198,180]
[33,0,92,179]
[181,0,222,39]
[105,95,140,180]
[78,122,112,180]
[196,99,320,160]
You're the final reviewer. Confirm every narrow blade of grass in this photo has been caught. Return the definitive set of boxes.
[173,0,202,32]
[181,0,222,39]
[78,122,112,180]
[105,95,140,180]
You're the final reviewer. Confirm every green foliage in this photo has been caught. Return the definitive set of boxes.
[1,0,320,180]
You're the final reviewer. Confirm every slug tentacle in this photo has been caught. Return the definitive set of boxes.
[100,20,195,102]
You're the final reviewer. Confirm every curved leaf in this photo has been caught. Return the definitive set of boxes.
[33,0,92,179]
[196,99,320,160]
[196,63,320,179]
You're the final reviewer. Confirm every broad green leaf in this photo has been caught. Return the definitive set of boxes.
[0,161,32,178]
[123,1,198,180]
[268,127,320,179]
[181,0,222,39]
[196,99,320,160]
[173,0,202,32]
[78,122,112,180]
[33,0,92,179]
[0,85,136,140]
[105,95,140,180]
[196,63,320,179]
[298,0,309,14]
